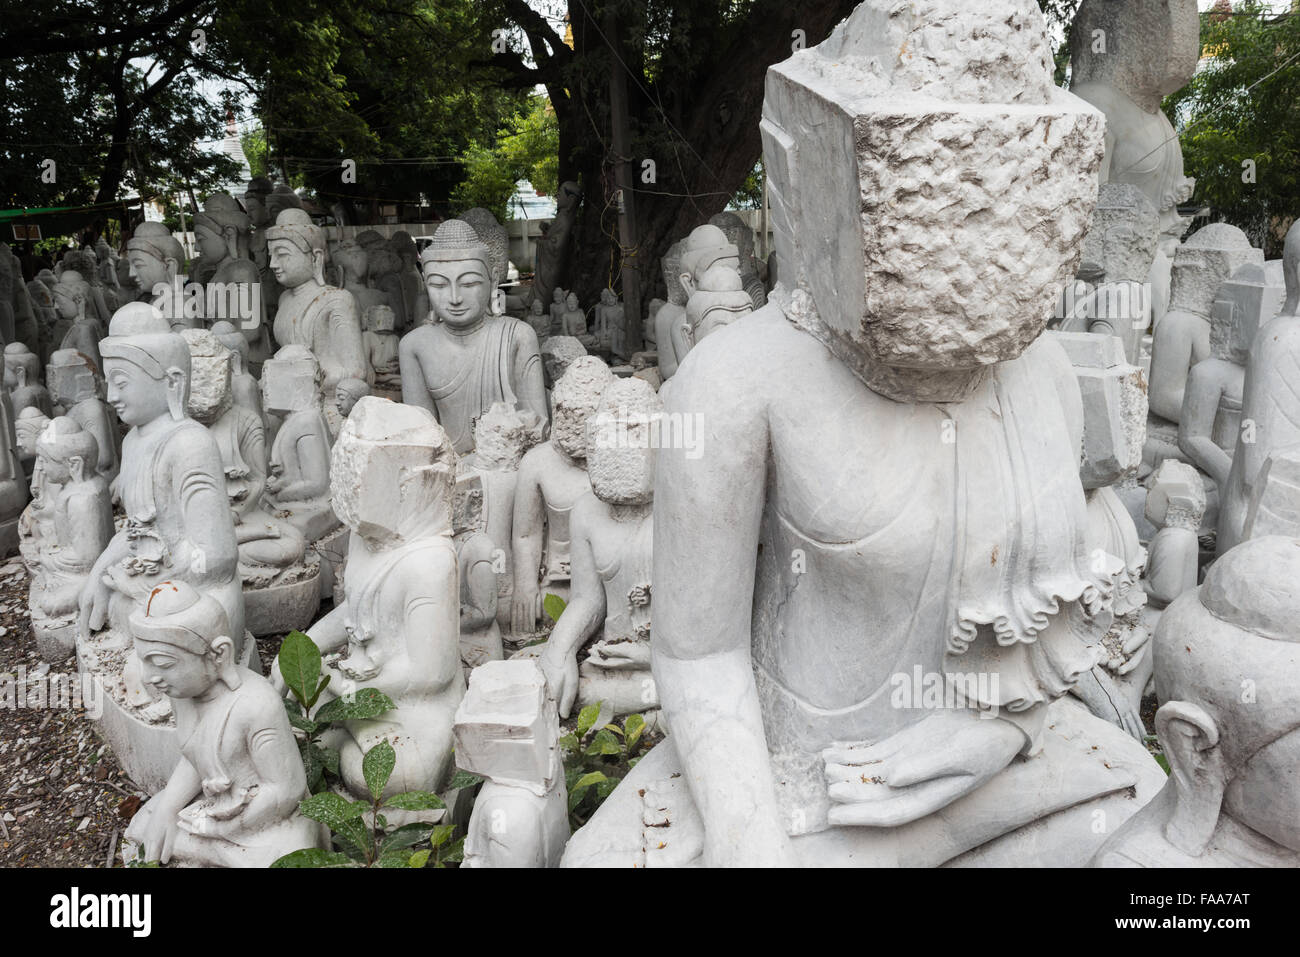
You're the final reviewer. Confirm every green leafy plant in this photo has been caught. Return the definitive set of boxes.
[278,630,396,793]
[271,739,465,869]
[543,593,567,625]
[559,703,650,831]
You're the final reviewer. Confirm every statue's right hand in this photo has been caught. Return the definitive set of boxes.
[77,577,109,640]
[511,590,541,636]
[538,641,579,719]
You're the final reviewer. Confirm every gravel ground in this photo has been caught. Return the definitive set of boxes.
[0,560,142,867]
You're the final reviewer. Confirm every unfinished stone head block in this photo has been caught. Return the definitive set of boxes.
[587,376,664,506]
[330,395,456,544]
[550,356,614,460]
[1169,224,1262,319]
[761,0,1106,392]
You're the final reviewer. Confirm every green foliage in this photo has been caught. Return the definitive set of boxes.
[272,631,480,868]
[543,593,567,625]
[278,630,394,794]
[558,704,652,831]
[272,738,469,869]
[1165,1,1300,255]
[450,95,560,221]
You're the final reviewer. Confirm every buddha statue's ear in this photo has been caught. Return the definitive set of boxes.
[680,270,696,300]
[222,224,240,260]
[490,288,506,317]
[312,248,326,286]
[67,454,85,483]
[1156,700,1228,857]
[164,255,180,279]
[210,634,243,690]
[164,366,188,421]
[13,365,26,388]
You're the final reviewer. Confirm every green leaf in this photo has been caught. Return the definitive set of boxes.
[362,740,396,803]
[284,701,319,735]
[575,702,601,738]
[1154,753,1170,775]
[298,792,368,831]
[624,713,645,751]
[334,818,374,861]
[380,822,435,853]
[377,848,415,868]
[299,740,324,793]
[429,823,457,848]
[595,777,619,800]
[557,733,579,752]
[278,630,321,707]
[383,790,446,812]
[408,849,431,868]
[543,593,567,623]
[571,770,606,792]
[318,745,341,778]
[307,674,331,709]
[584,728,621,757]
[315,687,396,723]
[270,847,356,868]
[441,836,465,864]
[448,770,484,791]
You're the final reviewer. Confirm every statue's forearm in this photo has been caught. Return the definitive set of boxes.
[653,648,790,854]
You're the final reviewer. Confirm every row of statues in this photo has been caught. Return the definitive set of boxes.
[7,0,1300,870]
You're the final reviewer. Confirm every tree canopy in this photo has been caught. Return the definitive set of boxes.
[1165,1,1300,256]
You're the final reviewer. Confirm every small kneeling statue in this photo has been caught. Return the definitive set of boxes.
[124,580,321,867]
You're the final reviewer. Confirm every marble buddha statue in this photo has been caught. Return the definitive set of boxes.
[45,349,120,483]
[261,345,340,546]
[4,343,53,418]
[460,402,545,634]
[1142,459,1206,609]
[4,244,40,354]
[398,219,547,455]
[211,320,265,426]
[77,302,245,671]
[0,388,27,555]
[455,660,570,868]
[1178,263,1282,502]
[594,288,623,353]
[182,329,311,635]
[333,377,369,428]
[539,377,660,718]
[361,303,400,392]
[26,278,60,364]
[534,181,581,310]
[266,209,367,405]
[1065,183,1161,364]
[549,287,567,332]
[20,417,114,658]
[527,298,550,341]
[709,211,768,311]
[1093,535,1300,868]
[1218,219,1300,554]
[298,397,465,802]
[365,245,408,333]
[511,356,613,636]
[388,231,426,332]
[1146,224,1261,468]
[454,468,502,670]
[665,226,746,377]
[193,192,270,366]
[563,0,1165,869]
[558,292,586,339]
[126,224,186,324]
[653,241,689,380]
[123,580,321,867]
[1070,0,1198,243]
[50,270,99,371]
[333,240,389,318]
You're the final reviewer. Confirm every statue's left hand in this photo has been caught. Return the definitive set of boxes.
[821,709,1024,828]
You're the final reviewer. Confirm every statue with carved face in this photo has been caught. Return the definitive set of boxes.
[398,219,547,455]
[267,209,367,405]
